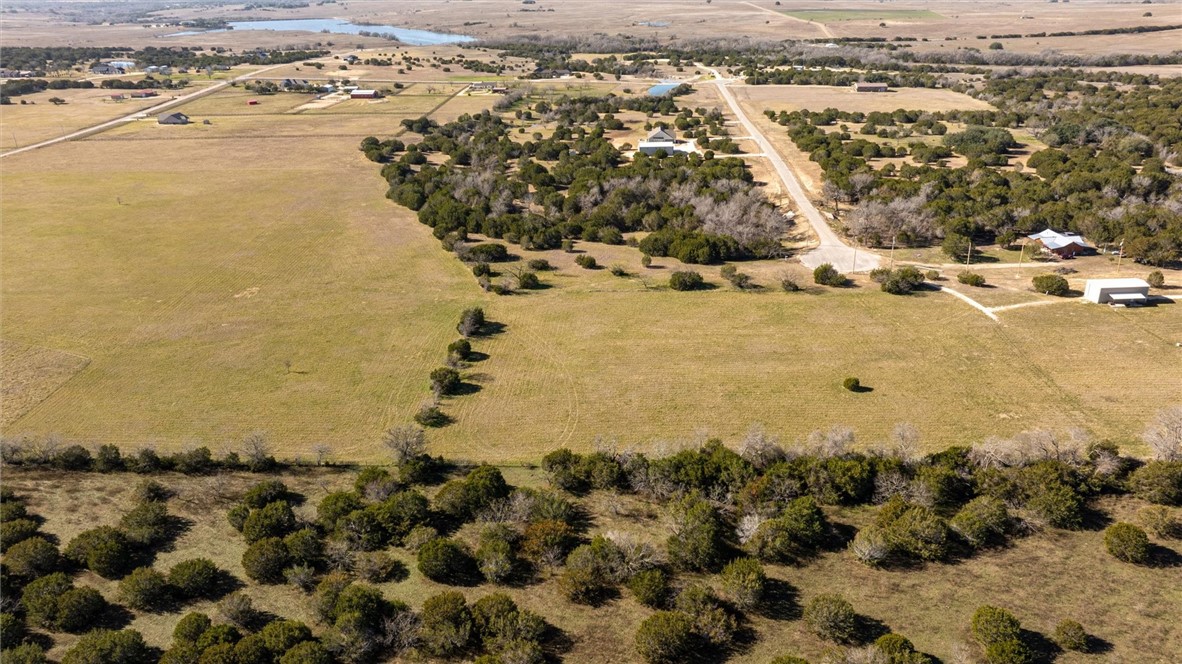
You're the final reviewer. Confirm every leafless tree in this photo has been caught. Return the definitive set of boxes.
[380,611,421,655]
[872,469,910,504]
[848,527,888,566]
[1144,405,1182,461]
[218,592,257,629]
[810,426,855,458]
[313,443,332,466]
[739,424,783,468]
[242,431,272,470]
[605,531,662,576]
[324,539,355,572]
[383,425,426,464]
[735,513,767,546]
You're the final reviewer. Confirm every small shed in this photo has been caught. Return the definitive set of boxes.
[247,99,260,105]
[853,82,889,93]
[158,112,190,125]
[350,89,379,99]
[130,90,158,99]
[1083,278,1150,305]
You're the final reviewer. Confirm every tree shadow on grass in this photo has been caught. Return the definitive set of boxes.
[542,621,575,663]
[855,614,892,645]
[449,382,484,396]
[464,351,490,363]
[758,577,801,621]
[1078,505,1114,532]
[1020,627,1060,663]
[1148,543,1182,568]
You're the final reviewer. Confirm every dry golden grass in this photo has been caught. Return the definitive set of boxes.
[733,84,996,115]
[3,467,1180,662]
[0,86,174,150]
[0,340,90,428]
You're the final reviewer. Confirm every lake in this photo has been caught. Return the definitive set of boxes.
[167,18,474,45]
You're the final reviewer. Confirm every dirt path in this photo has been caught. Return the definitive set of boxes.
[700,66,879,272]
[0,64,289,159]
[739,1,834,38]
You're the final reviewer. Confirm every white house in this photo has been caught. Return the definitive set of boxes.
[1083,278,1150,305]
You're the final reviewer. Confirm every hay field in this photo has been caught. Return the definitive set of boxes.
[0,86,177,150]
[782,9,944,23]
[5,467,1180,662]
[733,84,997,115]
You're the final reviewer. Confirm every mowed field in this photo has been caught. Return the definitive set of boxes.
[0,85,180,150]
[2,85,1180,463]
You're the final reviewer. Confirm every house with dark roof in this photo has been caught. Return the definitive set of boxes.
[158,112,190,125]
[1028,229,1091,258]
[646,127,677,142]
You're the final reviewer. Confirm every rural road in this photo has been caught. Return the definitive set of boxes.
[0,64,288,159]
[700,66,880,272]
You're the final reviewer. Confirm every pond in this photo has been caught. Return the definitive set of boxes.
[647,83,680,96]
[167,18,474,45]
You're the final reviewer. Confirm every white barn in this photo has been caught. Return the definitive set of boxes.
[1083,278,1150,305]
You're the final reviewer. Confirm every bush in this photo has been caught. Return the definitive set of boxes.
[278,641,332,664]
[458,307,486,337]
[1104,522,1150,564]
[370,490,430,545]
[720,557,766,609]
[559,537,623,604]
[527,258,552,271]
[781,276,801,292]
[950,496,1010,547]
[666,493,723,571]
[430,367,462,395]
[668,270,705,291]
[241,481,291,510]
[0,519,39,552]
[243,501,296,544]
[418,538,474,583]
[0,611,27,645]
[56,587,108,633]
[119,567,170,611]
[23,573,78,629]
[227,504,251,532]
[609,264,628,277]
[1138,505,1179,538]
[120,500,171,547]
[5,536,60,578]
[634,611,695,664]
[219,592,258,629]
[875,497,952,561]
[843,377,860,391]
[1146,270,1165,288]
[353,550,402,583]
[747,496,828,562]
[1129,461,1182,505]
[242,538,291,584]
[168,558,220,599]
[641,254,653,268]
[627,568,669,608]
[284,528,324,567]
[173,611,212,643]
[447,338,472,361]
[133,479,169,503]
[1032,274,1069,296]
[971,605,1021,647]
[472,261,491,277]
[957,271,986,287]
[804,594,858,643]
[879,266,925,294]
[317,492,363,530]
[54,445,93,470]
[813,263,846,287]
[65,526,131,578]
[575,254,598,269]
[522,519,576,565]
[3,644,47,664]
[476,525,516,584]
[1025,481,1083,529]
[1054,619,1088,652]
[60,629,150,664]
[419,591,472,657]
[259,619,312,655]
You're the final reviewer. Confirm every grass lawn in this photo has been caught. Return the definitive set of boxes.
[782,9,945,22]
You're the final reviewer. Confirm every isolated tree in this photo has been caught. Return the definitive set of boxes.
[804,594,858,643]
[383,425,426,465]
[1143,406,1182,461]
[1104,523,1150,564]
[720,557,766,609]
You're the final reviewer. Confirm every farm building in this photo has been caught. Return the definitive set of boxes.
[1028,229,1091,258]
[852,82,889,93]
[158,112,190,125]
[89,63,123,75]
[350,89,380,99]
[1083,278,1150,305]
[130,90,158,99]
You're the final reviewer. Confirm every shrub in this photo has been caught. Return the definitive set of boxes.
[634,611,695,664]
[641,254,653,268]
[3,644,47,664]
[668,270,705,291]
[132,479,169,503]
[575,254,597,269]
[803,594,858,643]
[1129,461,1182,505]
[447,338,472,361]
[353,550,402,583]
[56,587,107,632]
[466,243,510,263]
[227,504,251,532]
[843,377,860,391]
[458,307,486,336]
[370,490,430,545]
[1146,270,1165,288]
[609,264,628,277]
[54,445,93,470]
[243,501,296,544]
[781,276,801,292]
[1104,522,1150,563]
[22,573,74,628]
[173,611,212,643]
[957,271,986,287]
[0,611,27,645]
[522,519,576,565]
[120,500,171,547]
[879,266,925,294]
[950,496,1010,547]
[317,492,363,530]
[168,558,220,599]
[813,263,846,286]
[5,536,60,578]
[476,525,516,584]
[0,500,28,523]
[283,528,324,567]
[1053,619,1088,652]
[1138,505,1179,538]
[430,367,462,395]
[1032,274,1069,296]
[971,605,1021,647]
[527,258,552,271]
[769,658,810,664]
[60,629,149,664]
[559,537,623,604]
[242,538,291,584]
[849,526,890,566]
[259,619,312,655]
[875,497,952,561]
[666,493,723,571]
[720,557,766,609]
[119,567,170,611]
[234,634,271,664]
[278,641,332,664]
[419,591,472,657]
[1024,481,1083,529]
[472,261,491,277]
[0,519,39,552]
[747,496,828,562]
[417,538,474,583]
[628,568,669,608]
[241,481,291,510]
[65,526,131,578]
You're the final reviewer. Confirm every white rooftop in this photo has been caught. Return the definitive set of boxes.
[1085,278,1150,288]
[1028,229,1089,250]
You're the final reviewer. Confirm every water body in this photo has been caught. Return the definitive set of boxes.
[647,82,680,96]
[167,18,474,45]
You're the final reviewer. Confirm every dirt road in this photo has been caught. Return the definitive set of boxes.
[701,67,879,272]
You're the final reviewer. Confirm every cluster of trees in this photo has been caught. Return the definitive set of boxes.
[413,308,492,426]
[774,95,1182,264]
[744,68,941,88]
[0,435,277,474]
[100,77,188,91]
[486,41,656,79]
[367,95,789,265]
[0,78,94,103]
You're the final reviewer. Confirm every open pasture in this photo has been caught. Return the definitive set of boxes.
[0,85,176,150]
[782,9,944,23]
[733,84,996,115]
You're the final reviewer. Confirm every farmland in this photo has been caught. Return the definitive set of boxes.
[780,9,944,23]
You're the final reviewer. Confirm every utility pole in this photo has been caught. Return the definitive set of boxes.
[852,246,859,274]
[1016,239,1024,276]
[1116,239,1124,272]
[965,241,973,267]
[889,234,897,270]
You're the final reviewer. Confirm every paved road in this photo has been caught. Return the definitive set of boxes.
[700,67,879,272]
[0,65,288,159]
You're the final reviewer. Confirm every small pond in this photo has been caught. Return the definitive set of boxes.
[647,82,680,96]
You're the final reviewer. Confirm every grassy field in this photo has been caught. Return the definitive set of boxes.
[782,9,944,23]
[4,467,1180,662]
[3,86,1179,463]
[0,86,178,150]
[733,84,997,115]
